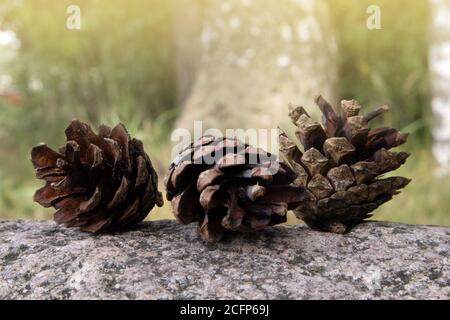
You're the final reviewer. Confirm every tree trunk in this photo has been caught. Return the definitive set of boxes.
[430,0,450,175]
[173,0,337,134]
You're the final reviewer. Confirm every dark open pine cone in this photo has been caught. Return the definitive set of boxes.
[279,95,411,234]
[31,120,163,233]
[165,136,307,242]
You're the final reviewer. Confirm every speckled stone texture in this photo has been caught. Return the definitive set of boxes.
[0,219,448,299]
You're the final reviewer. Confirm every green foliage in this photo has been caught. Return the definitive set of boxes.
[328,0,431,143]
[1,0,175,146]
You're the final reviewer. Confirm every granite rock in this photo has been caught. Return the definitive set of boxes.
[0,219,448,299]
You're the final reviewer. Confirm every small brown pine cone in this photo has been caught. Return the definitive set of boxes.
[280,95,411,234]
[31,120,163,233]
[164,136,307,243]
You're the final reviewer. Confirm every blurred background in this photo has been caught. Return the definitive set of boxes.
[0,0,448,226]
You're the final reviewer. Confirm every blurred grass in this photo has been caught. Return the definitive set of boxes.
[372,150,450,226]
[328,0,431,143]
[0,0,448,227]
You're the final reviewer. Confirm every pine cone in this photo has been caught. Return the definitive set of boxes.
[165,136,307,242]
[31,120,163,233]
[279,95,411,234]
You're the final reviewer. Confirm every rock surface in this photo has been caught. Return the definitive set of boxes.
[0,219,448,299]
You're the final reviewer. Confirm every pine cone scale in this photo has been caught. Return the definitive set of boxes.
[198,209,226,243]
[221,190,246,230]
[53,196,86,224]
[78,186,101,213]
[31,144,62,169]
[171,184,201,224]
[34,183,76,208]
[197,168,224,192]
